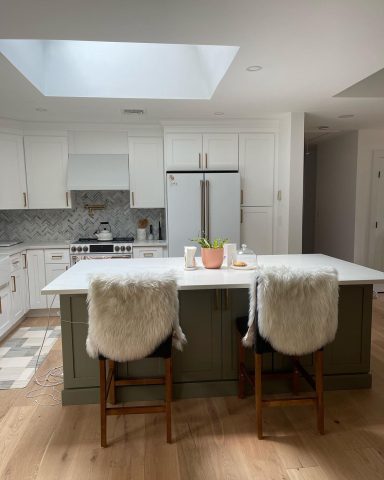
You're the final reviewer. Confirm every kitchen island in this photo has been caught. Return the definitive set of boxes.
[42,254,384,405]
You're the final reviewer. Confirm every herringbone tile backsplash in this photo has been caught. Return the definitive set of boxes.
[0,191,166,242]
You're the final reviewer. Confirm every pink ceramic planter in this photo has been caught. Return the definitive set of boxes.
[201,248,224,269]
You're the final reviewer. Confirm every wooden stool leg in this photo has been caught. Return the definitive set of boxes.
[108,360,116,404]
[238,334,246,399]
[255,353,263,439]
[292,356,300,396]
[315,350,324,435]
[99,358,107,447]
[165,357,172,444]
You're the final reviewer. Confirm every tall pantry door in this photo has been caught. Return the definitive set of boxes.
[204,173,240,246]
[167,173,204,257]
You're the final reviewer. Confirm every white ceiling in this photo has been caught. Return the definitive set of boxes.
[1,0,384,130]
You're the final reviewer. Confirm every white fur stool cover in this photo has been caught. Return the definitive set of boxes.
[86,273,186,362]
[243,266,339,355]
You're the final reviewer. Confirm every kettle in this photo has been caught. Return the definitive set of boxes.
[95,222,113,241]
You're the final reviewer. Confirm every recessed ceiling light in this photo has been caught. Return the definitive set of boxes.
[35,107,47,112]
[214,112,224,115]
[246,65,263,72]
[338,114,354,119]
[318,125,329,130]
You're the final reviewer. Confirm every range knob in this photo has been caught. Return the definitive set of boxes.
[77,246,82,253]
[120,245,126,252]
[83,246,89,252]
[115,245,120,252]
[71,246,77,252]
[126,245,132,252]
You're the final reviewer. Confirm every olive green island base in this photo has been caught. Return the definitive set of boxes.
[60,285,373,405]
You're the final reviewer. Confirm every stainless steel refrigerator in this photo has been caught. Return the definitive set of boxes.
[167,172,240,257]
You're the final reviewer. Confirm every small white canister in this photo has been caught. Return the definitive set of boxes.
[223,243,237,267]
[136,228,147,241]
[184,246,197,269]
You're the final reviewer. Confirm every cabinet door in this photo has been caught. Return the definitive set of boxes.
[0,133,27,209]
[10,269,24,323]
[24,136,71,209]
[27,250,47,309]
[203,133,238,171]
[45,263,68,309]
[173,290,222,382]
[0,286,12,338]
[164,133,202,171]
[239,133,274,206]
[241,206,273,254]
[129,137,164,208]
[133,247,163,258]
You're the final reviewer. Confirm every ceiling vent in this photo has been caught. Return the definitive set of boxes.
[122,109,145,115]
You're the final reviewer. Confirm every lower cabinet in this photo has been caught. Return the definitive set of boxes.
[10,252,28,325]
[45,263,68,309]
[0,285,12,338]
[240,206,273,254]
[27,250,47,309]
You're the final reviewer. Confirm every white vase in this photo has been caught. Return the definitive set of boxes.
[137,228,146,241]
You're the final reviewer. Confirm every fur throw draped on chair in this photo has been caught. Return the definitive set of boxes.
[86,273,186,362]
[243,266,339,355]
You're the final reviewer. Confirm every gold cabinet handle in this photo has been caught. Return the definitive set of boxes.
[132,191,135,206]
[143,252,154,257]
[205,153,208,169]
[11,276,16,293]
[22,253,27,269]
[0,296,2,314]
[241,209,243,223]
[51,255,63,260]
[241,189,244,205]
[23,192,27,207]
[66,191,69,207]
[198,153,202,169]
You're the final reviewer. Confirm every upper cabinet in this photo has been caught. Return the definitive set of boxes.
[129,137,164,208]
[165,133,238,171]
[0,133,28,209]
[24,136,71,209]
[165,133,202,171]
[203,133,238,171]
[239,133,275,207]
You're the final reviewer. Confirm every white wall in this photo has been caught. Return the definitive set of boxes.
[315,131,358,261]
[354,129,384,266]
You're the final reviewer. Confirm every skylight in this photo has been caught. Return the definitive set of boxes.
[0,40,239,99]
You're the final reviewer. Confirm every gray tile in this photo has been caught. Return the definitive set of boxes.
[4,347,40,357]
[2,339,26,348]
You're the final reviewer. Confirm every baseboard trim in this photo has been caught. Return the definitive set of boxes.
[27,308,60,318]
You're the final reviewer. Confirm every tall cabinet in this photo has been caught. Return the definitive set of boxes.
[239,133,275,254]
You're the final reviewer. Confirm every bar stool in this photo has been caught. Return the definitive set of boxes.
[86,273,186,447]
[237,266,339,439]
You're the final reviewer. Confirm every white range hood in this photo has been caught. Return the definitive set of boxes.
[67,154,129,190]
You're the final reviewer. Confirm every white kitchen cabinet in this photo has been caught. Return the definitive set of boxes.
[10,268,25,323]
[0,285,11,339]
[21,252,29,313]
[129,137,165,208]
[239,133,275,206]
[27,250,47,309]
[45,263,68,309]
[133,247,164,258]
[24,136,71,209]
[165,133,202,171]
[240,207,273,254]
[203,133,238,171]
[0,133,28,209]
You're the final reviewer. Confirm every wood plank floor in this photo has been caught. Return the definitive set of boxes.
[1,303,384,480]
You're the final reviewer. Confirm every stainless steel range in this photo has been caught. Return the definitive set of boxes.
[70,237,134,265]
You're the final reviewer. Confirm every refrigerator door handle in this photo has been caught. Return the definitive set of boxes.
[205,180,210,240]
[200,180,205,237]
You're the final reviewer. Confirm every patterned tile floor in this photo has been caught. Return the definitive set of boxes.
[0,325,61,389]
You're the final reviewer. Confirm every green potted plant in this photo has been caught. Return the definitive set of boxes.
[192,237,228,269]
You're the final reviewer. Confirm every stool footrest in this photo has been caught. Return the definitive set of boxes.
[106,405,166,416]
[262,392,317,407]
[115,377,165,386]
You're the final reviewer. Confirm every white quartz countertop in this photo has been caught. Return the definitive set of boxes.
[41,254,384,295]
[0,241,70,256]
